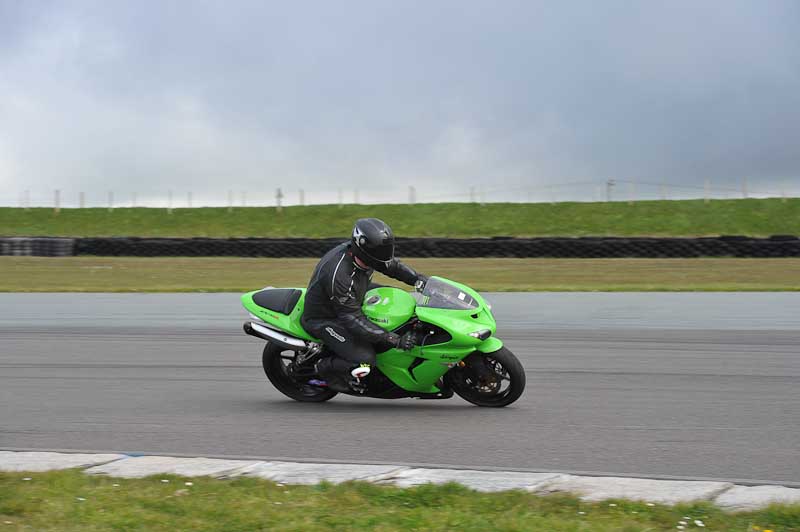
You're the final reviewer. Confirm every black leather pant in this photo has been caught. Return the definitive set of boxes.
[302,317,376,383]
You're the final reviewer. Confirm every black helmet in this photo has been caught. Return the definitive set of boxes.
[351,218,395,269]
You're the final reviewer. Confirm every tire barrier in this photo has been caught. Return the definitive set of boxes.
[2,236,799,258]
[0,237,76,257]
[74,237,345,258]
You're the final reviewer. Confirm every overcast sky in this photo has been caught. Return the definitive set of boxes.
[1,0,799,206]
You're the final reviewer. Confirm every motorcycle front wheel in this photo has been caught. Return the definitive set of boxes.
[445,347,525,407]
[262,343,338,402]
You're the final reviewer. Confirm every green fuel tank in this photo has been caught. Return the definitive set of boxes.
[362,287,416,331]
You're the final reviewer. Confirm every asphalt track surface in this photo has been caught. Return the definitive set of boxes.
[2,293,799,484]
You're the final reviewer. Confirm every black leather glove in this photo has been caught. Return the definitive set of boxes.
[387,331,418,351]
[414,274,429,293]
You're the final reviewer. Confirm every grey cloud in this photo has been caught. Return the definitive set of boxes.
[1,0,798,205]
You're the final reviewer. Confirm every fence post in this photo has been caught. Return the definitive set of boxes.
[606,179,615,202]
[276,187,283,213]
[299,189,305,206]
[79,191,85,209]
[168,190,173,214]
[54,189,60,214]
[408,186,416,205]
[469,186,476,203]
[108,191,114,212]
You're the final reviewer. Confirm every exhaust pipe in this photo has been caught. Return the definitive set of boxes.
[243,321,308,350]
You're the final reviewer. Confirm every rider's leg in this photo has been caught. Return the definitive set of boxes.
[305,320,376,391]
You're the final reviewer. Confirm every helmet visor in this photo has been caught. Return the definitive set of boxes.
[366,242,394,263]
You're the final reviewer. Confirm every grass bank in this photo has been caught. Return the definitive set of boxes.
[2,198,799,238]
[1,470,797,531]
[2,257,799,292]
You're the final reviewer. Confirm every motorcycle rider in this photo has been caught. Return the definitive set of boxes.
[301,218,427,392]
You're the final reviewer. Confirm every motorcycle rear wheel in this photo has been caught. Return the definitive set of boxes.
[445,347,525,407]
[262,343,338,402]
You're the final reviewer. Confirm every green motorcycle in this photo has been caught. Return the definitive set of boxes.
[241,276,525,407]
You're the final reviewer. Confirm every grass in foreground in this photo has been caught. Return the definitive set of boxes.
[1,470,798,531]
[2,198,799,238]
[2,257,799,292]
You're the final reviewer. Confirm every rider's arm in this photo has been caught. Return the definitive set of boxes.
[328,264,395,344]
[379,258,422,286]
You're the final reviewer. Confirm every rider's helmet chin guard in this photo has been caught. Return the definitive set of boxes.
[351,218,395,270]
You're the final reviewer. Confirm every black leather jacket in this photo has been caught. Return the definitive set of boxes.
[301,242,421,343]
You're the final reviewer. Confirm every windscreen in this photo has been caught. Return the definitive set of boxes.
[415,278,479,310]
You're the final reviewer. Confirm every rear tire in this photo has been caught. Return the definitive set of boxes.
[445,347,525,407]
[262,343,337,402]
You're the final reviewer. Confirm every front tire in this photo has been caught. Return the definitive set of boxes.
[445,347,525,407]
[262,343,338,402]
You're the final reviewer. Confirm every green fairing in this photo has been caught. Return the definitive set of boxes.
[477,336,504,353]
[241,277,503,394]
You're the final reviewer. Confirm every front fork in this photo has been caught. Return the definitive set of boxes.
[445,350,502,394]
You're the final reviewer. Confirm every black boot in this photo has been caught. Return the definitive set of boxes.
[313,358,351,393]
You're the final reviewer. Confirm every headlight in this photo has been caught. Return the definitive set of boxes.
[469,329,491,340]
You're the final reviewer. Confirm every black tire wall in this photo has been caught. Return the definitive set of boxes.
[2,236,799,257]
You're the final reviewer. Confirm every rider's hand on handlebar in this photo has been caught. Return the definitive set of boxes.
[388,331,418,351]
[414,275,429,293]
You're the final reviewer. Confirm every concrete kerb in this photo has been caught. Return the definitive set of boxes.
[0,451,125,472]
[83,456,265,479]
[1,451,798,511]
[241,461,408,485]
[715,485,800,512]
[531,474,734,505]
[377,467,561,492]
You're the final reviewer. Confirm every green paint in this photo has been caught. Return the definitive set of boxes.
[477,337,504,353]
[362,287,416,330]
[241,288,316,341]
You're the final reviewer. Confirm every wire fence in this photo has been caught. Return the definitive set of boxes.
[2,178,797,210]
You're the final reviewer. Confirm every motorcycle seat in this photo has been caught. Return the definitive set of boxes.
[252,288,302,315]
